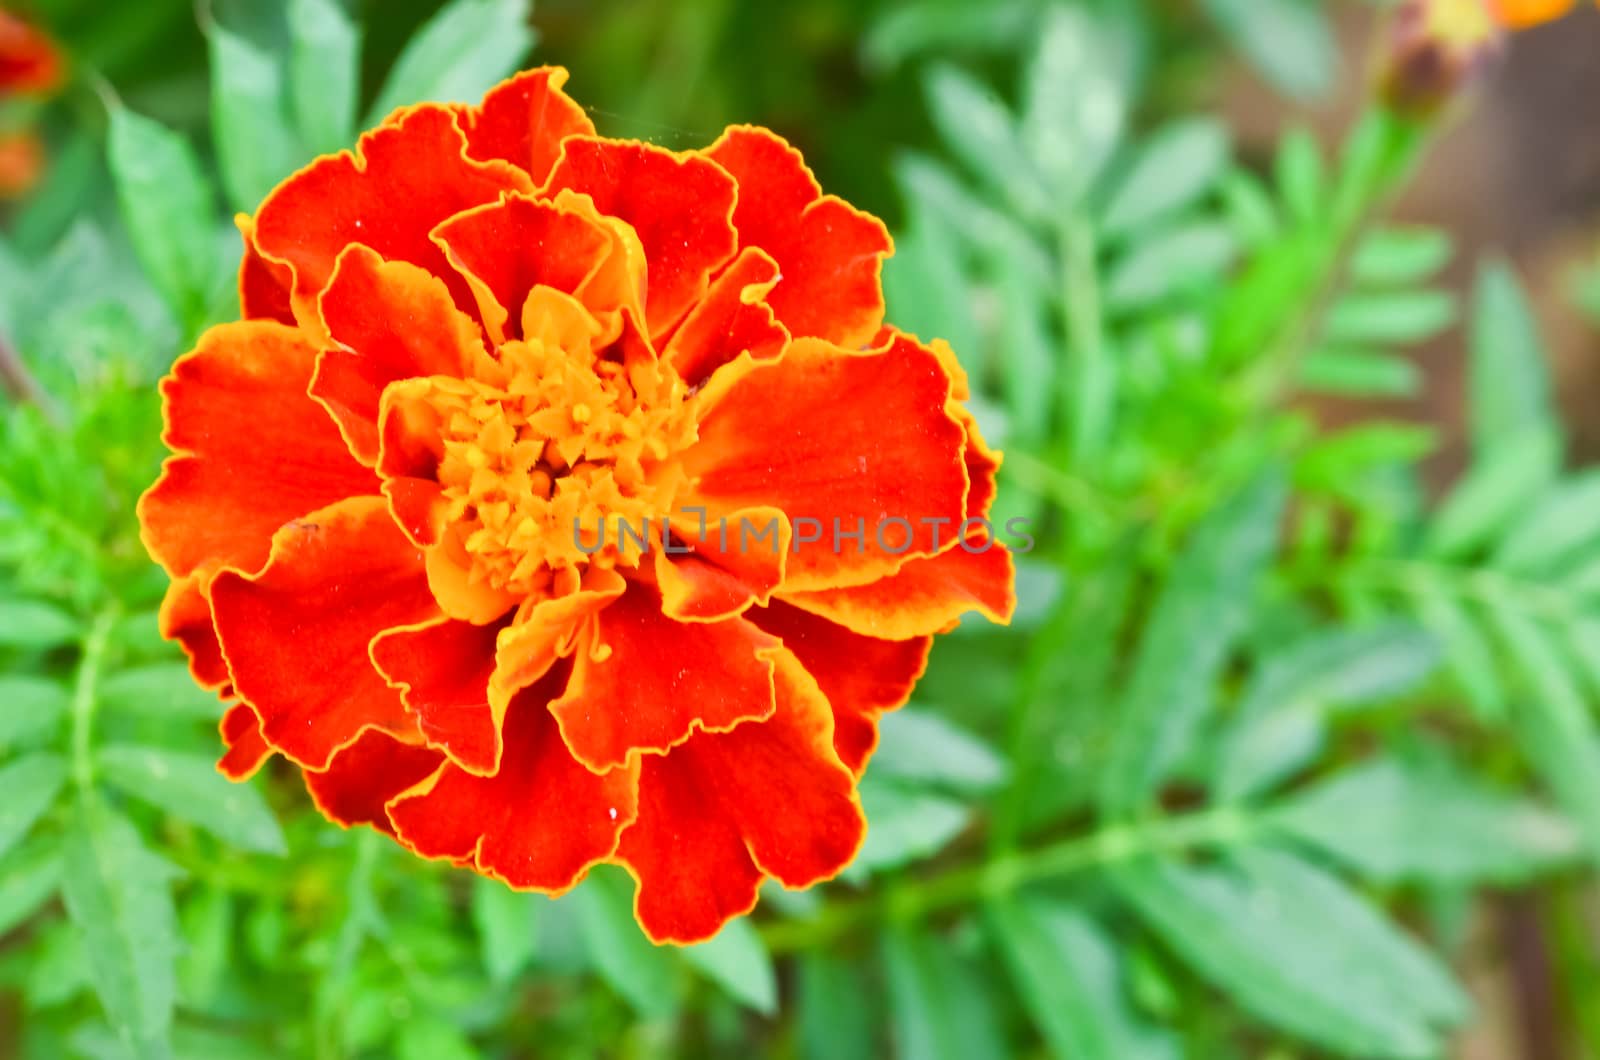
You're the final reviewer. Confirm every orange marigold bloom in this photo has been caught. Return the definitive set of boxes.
[1489,0,1597,27]
[0,10,62,95]
[138,68,1015,943]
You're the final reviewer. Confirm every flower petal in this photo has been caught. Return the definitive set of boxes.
[654,504,790,621]
[615,652,864,943]
[218,703,272,781]
[458,67,594,185]
[312,245,490,463]
[209,496,438,769]
[1491,0,1578,27]
[370,615,504,775]
[251,105,530,326]
[236,217,296,325]
[0,13,63,95]
[387,679,639,892]
[545,136,738,338]
[159,574,230,691]
[303,728,445,834]
[683,332,967,591]
[783,539,1016,639]
[549,582,781,771]
[661,246,788,387]
[704,126,892,348]
[138,321,379,582]
[750,600,930,775]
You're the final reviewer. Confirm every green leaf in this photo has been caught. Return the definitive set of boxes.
[107,107,219,333]
[1276,756,1580,884]
[893,154,1054,279]
[1425,426,1562,559]
[1492,470,1600,575]
[0,598,79,649]
[0,837,61,936]
[798,953,877,1060]
[471,876,538,984]
[988,899,1178,1060]
[206,21,304,213]
[681,917,777,1015]
[1470,260,1556,457]
[1021,7,1130,203]
[1203,0,1337,101]
[1273,127,1326,224]
[97,746,286,855]
[1350,228,1452,286]
[882,928,1007,1060]
[1100,473,1285,814]
[847,780,971,877]
[569,866,679,1019]
[1324,290,1456,346]
[998,254,1056,443]
[365,0,535,125]
[395,1019,478,1060]
[0,752,68,860]
[1101,119,1230,238]
[0,675,70,748]
[1298,349,1421,398]
[98,663,226,720]
[1410,583,1506,721]
[1104,221,1237,311]
[1109,849,1467,1059]
[288,0,362,154]
[871,708,1007,793]
[1217,624,1439,801]
[924,64,1049,219]
[176,886,232,1009]
[61,800,181,1060]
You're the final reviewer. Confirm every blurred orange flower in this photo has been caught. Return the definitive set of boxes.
[0,129,41,197]
[138,68,1014,943]
[1490,0,1599,27]
[0,9,61,95]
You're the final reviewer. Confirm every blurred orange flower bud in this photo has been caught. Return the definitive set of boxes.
[0,129,43,198]
[0,10,63,95]
[1487,0,1591,28]
[1378,0,1507,117]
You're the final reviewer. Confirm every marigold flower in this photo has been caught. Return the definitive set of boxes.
[0,10,62,95]
[138,68,1015,942]
[1489,0,1598,27]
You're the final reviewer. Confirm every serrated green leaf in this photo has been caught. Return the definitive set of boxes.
[0,675,70,748]
[924,64,1049,219]
[366,0,535,124]
[0,598,79,649]
[107,107,219,333]
[98,663,225,720]
[1022,7,1130,202]
[1101,119,1229,238]
[61,800,181,1060]
[1492,470,1600,575]
[288,0,361,154]
[1104,221,1237,311]
[1470,260,1556,457]
[1350,227,1453,286]
[97,746,286,855]
[871,708,1006,793]
[883,928,1007,1060]
[1100,473,1285,814]
[1425,427,1562,559]
[798,953,877,1060]
[569,866,679,1019]
[207,21,305,213]
[1110,849,1466,1059]
[988,899,1178,1060]
[0,752,68,859]
[681,917,776,1015]
[471,876,538,984]
[1277,756,1579,884]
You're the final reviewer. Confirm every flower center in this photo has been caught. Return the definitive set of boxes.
[426,335,695,597]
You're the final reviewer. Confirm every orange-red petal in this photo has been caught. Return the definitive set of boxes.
[138,321,379,581]
[0,13,62,95]
[313,245,489,463]
[684,333,967,591]
[303,728,445,834]
[704,126,892,348]
[548,582,781,771]
[661,246,788,387]
[545,136,738,338]
[750,600,931,775]
[236,217,296,325]
[1490,0,1579,27]
[387,681,639,892]
[784,539,1017,639]
[654,503,790,621]
[218,703,272,781]
[371,616,504,775]
[210,496,438,769]
[158,574,230,691]
[251,105,530,326]
[615,653,864,943]
[457,67,595,185]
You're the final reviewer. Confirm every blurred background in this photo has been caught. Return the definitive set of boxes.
[4,0,1600,1057]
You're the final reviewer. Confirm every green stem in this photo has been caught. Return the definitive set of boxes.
[70,608,120,792]
[761,804,1267,954]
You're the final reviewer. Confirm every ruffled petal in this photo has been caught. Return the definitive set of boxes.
[654,504,789,621]
[704,126,892,348]
[312,245,490,463]
[209,496,438,769]
[159,574,229,691]
[218,704,272,781]
[303,728,445,834]
[138,321,379,581]
[545,136,738,339]
[661,246,788,387]
[783,540,1016,639]
[548,582,781,771]
[370,615,504,775]
[750,600,931,775]
[236,217,296,325]
[457,67,595,184]
[615,652,864,943]
[387,680,639,892]
[683,332,967,591]
[251,106,530,326]
[486,566,626,730]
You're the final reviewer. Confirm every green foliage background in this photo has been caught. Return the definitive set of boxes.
[3,0,1600,1057]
